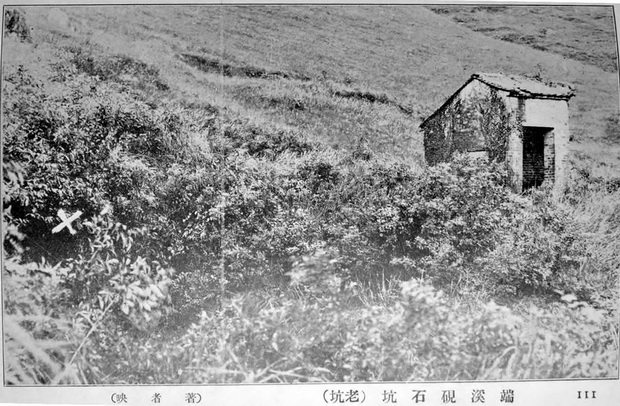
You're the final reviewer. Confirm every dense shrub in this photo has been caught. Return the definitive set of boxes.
[67,46,169,93]
[3,207,174,383]
[2,161,175,383]
[478,187,584,296]
[153,150,597,314]
[356,156,516,286]
[4,9,32,43]
[2,59,196,260]
[219,119,314,159]
[559,166,620,304]
[3,183,79,384]
[287,154,584,298]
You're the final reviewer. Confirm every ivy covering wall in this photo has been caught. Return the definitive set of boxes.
[473,89,513,162]
[422,83,515,166]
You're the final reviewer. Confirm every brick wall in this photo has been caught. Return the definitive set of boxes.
[422,81,494,165]
[544,129,555,184]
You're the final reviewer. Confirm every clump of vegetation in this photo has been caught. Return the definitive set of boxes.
[180,53,310,81]
[4,9,32,43]
[68,46,169,93]
[604,114,620,142]
[3,162,173,384]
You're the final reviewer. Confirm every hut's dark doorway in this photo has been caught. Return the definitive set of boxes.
[522,127,551,190]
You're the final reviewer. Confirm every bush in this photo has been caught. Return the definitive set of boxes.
[2,61,191,262]
[3,161,175,383]
[4,9,32,43]
[3,191,80,384]
[3,210,175,383]
[67,46,169,93]
[476,187,584,296]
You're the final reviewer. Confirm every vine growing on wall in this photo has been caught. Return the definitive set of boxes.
[422,97,464,165]
[422,88,514,173]
[475,90,513,162]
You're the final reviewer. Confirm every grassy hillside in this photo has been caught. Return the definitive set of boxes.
[427,5,618,72]
[20,5,620,174]
[2,5,619,384]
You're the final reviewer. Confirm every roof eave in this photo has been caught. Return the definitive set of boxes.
[474,75,575,100]
[505,91,575,100]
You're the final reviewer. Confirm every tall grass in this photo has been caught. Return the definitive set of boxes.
[561,172,620,306]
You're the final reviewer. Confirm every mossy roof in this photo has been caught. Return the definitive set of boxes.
[421,73,574,129]
[473,73,575,99]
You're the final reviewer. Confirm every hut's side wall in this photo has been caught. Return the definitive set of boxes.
[423,81,492,165]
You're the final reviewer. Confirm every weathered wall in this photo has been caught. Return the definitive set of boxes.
[423,80,509,165]
[505,97,524,192]
[544,129,556,183]
[422,105,453,165]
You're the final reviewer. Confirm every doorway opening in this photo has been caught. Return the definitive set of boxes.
[522,126,553,190]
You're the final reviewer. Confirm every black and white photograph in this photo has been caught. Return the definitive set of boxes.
[1,1,619,393]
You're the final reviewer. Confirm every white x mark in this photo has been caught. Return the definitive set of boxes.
[52,209,82,235]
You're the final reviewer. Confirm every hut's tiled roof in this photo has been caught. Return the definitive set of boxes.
[420,73,575,128]
[473,73,575,99]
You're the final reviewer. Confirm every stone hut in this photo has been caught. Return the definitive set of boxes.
[420,73,574,192]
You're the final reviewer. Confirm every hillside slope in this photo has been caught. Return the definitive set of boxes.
[427,5,618,72]
[16,5,619,174]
